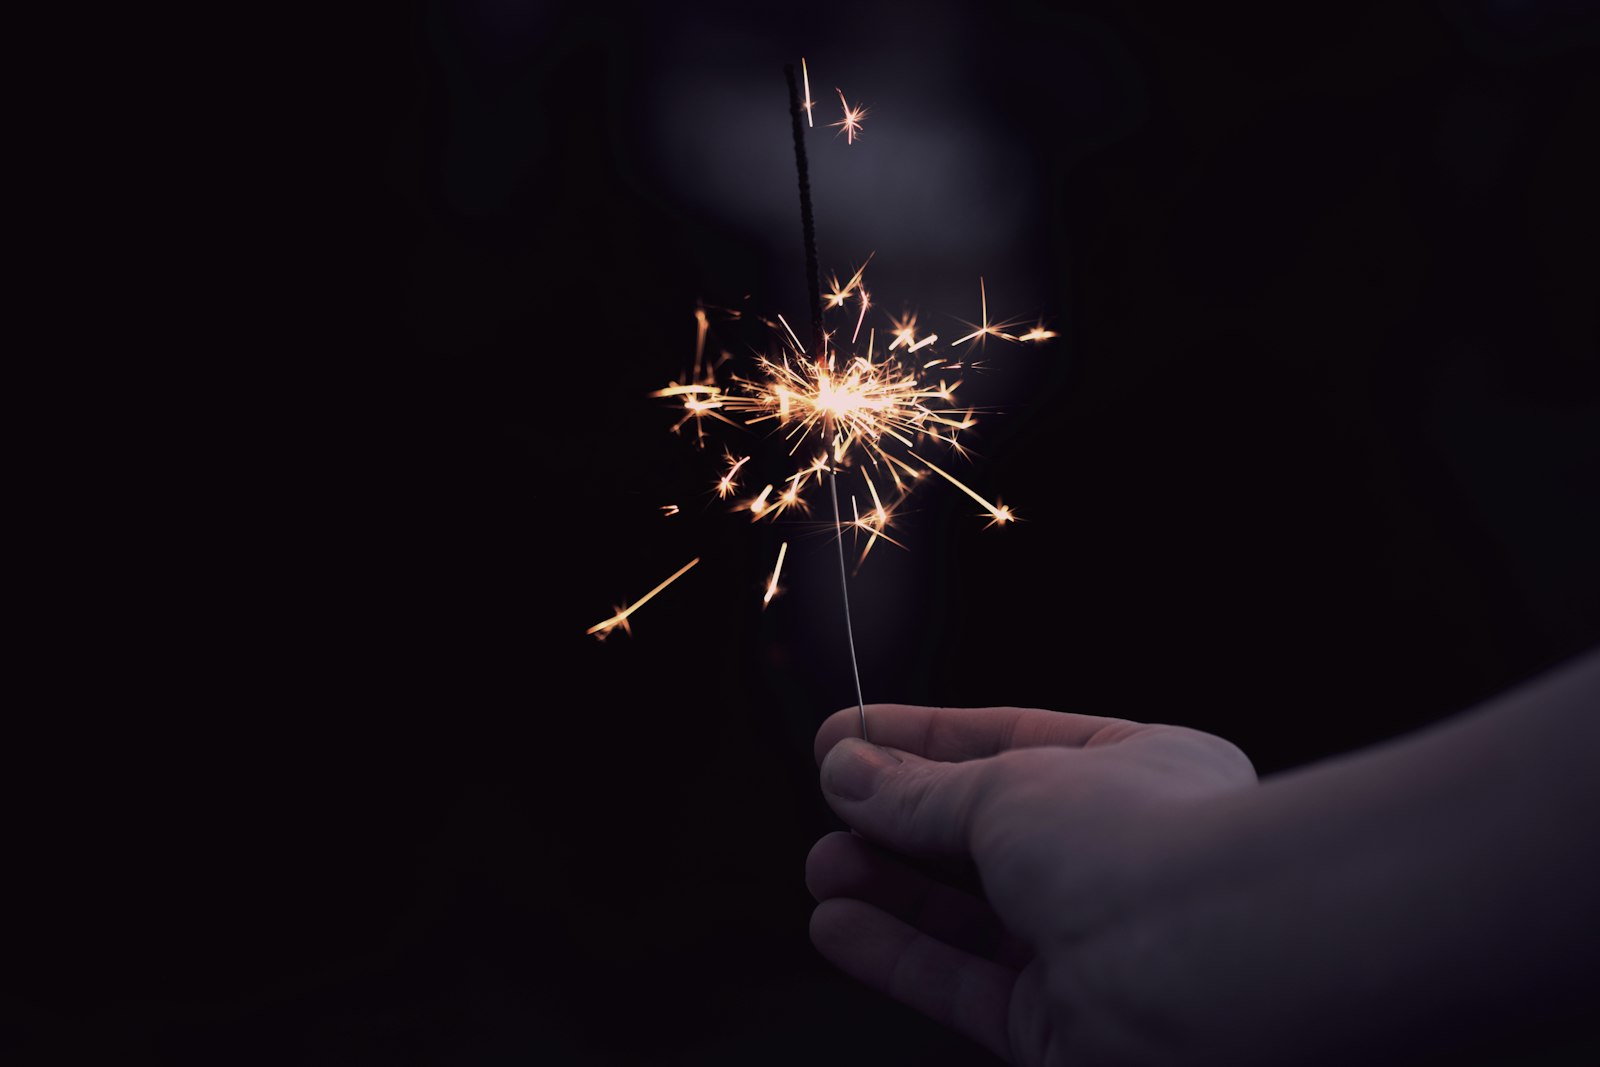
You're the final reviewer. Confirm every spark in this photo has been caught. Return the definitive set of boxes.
[1014,322,1058,343]
[888,311,920,351]
[716,454,751,499]
[748,483,775,519]
[951,277,1027,347]
[824,255,874,310]
[657,258,1020,564]
[832,88,867,144]
[824,274,851,308]
[652,380,738,440]
[587,558,701,639]
[916,455,1016,527]
[764,541,789,606]
[801,58,814,127]
[777,313,806,354]
[661,505,680,516]
[852,285,870,345]
[693,307,709,379]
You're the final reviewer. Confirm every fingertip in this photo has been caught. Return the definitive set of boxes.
[808,896,873,957]
[820,737,909,803]
[813,705,868,765]
[804,830,857,901]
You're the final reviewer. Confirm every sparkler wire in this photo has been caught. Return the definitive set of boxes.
[829,471,868,740]
[785,61,868,740]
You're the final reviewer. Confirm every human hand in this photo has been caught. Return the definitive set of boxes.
[807,704,1256,1064]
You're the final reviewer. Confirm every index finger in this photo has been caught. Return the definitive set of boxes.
[814,703,1142,766]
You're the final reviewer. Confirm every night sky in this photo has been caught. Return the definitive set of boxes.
[9,2,1598,1063]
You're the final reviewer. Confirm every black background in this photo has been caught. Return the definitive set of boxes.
[8,1,1599,1063]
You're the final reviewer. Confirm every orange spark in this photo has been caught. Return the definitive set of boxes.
[951,277,1026,347]
[801,58,814,127]
[916,455,1015,527]
[888,311,920,351]
[587,558,701,638]
[716,454,751,498]
[831,88,867,144]
[764,541,789,606]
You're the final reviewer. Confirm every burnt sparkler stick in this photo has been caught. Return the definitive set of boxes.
[784,63,827,363]
[785,61,868,741]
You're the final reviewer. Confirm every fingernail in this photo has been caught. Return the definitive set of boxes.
[824,739,902,801]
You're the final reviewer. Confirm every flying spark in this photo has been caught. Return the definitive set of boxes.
[952,277,1025,347]
[832,88,867,144]
[801,58,814,127]
[588,60,1054,639]
[587,558,701,639]
[764,541,789,606]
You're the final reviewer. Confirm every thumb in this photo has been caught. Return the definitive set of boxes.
[820,737,993,859]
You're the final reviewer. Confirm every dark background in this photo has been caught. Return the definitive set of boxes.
[8,1,1598,1063]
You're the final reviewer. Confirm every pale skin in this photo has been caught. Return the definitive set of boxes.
[807,645,1600,1065]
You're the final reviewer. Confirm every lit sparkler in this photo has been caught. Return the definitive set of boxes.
[589,59,1055,736]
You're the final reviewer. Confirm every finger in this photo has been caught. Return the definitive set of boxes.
[811,897,1016,1062]
[815,702,1142,766]
[806,831,1034,970]
[819,738,998,860]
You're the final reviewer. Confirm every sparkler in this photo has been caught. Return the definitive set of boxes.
[588,59,1054,739]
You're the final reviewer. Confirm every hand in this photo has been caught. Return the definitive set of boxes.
[807,704,1256,1064]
